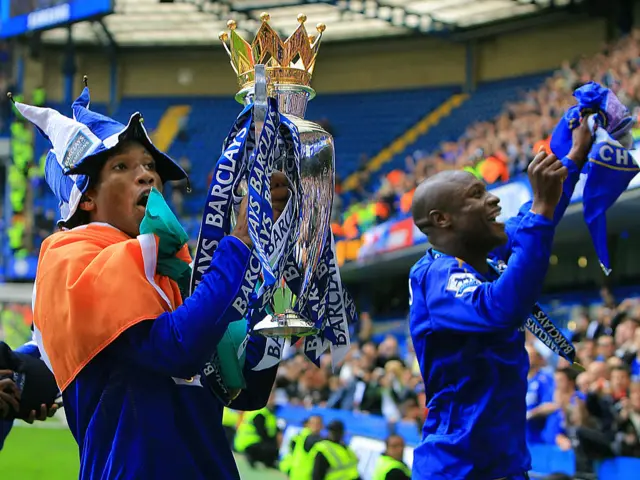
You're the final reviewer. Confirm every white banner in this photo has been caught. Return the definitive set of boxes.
[349,435,414,480]
[278,425,414,480]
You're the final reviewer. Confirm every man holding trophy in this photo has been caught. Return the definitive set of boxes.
[10,12,353,480]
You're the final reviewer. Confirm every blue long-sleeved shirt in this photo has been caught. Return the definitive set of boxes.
[409,157,581,480]
[526,368,555,444]
[59,235,278,479]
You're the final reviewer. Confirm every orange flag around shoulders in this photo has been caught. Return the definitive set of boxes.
[33,223,190,392]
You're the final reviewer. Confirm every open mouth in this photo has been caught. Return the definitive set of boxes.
[487,209,502,223]
[137,190,151,208]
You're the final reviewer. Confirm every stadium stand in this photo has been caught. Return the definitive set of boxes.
[334,31,640,243]
[3,1,640,479]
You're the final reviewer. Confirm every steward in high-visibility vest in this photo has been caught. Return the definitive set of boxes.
[234,404,280,469]
[280,415,323,479]
[280,426,310,476]
[309,420,359,480]
[372,434,411,480]
[222,407,241,445]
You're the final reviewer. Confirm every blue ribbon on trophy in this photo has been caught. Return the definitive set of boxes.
[189,87,301,401]
[189,14,358,403]
[550,81,640,275]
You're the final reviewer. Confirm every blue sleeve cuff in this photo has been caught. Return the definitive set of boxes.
[15,341,39,357]
[525,210,555,227]
[223,235,252,258]
[562,155,582,175]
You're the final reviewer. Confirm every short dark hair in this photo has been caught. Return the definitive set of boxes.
[385,434,404,449]
[611,365,631,376]
[556,367,579,384]
[326,420,344,433]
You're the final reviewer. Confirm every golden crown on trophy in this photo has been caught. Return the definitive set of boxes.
[219,12,325,93]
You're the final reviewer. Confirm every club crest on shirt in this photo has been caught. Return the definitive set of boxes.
[172,374,203,388]
[446,273,482,298]
[494,260,508,273]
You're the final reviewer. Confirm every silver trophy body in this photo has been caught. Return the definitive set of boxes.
[238,66,336,337]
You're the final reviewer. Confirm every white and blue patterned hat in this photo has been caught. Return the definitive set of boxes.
[13,86,188,223]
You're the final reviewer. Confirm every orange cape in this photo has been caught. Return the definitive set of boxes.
[33,223,191,391]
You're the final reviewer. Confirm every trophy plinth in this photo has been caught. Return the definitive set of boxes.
[253,311,319,338]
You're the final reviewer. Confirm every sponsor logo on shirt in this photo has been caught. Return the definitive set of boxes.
[63,130,95,170]
[446,273,482,298]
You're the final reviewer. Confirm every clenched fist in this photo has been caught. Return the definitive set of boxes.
[528,151,568,220]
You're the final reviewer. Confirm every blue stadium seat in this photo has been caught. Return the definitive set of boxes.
[29,86,458,218]
[378,72,551,182]
[598,457,640,480]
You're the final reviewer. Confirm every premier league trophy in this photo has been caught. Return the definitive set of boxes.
[219,13,341,339]
[192,13,355,404]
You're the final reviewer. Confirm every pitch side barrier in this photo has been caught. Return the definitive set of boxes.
[276,404,640,480]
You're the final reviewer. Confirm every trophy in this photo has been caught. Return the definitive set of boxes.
[219,13,335,338]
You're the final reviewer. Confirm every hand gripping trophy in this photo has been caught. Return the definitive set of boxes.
[191,13,357,404]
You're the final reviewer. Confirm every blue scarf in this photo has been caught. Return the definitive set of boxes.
[550,82,639,274]
[432,249,580,368]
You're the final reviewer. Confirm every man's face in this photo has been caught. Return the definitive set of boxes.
[588,361,608,381]
[611,369,630,393]
[554,371,570,392]
[597,336,615,358]
[81,141,162,238]
[307,416,323,435]
[576,372,591,393]
[527,344,544,371]
[445,175,507,251]
[386,435,405,462]
[581,339,595,359]
[362,343,377,360]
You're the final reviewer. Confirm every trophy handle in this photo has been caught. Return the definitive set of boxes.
[254,64,267,140]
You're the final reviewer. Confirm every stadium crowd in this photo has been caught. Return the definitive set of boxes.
[8,30,640,254]
[524,289,640,477]
[333,29,640,240]
[233,287,635,477]
[3,289,640,477]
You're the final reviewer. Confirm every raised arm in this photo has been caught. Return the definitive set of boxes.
[111,235,252,379]
[419,211,554,333]
[412,152,568,334]
[492,121,593,261]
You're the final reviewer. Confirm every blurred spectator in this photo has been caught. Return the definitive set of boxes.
[280,415,324,478]
[376,335,403,369]
[597,336,616,361]
[234,392,281,469]
[311,420,359,480]
[615,381,640,457]
[526,344,555,444]
[372,434,411,480]
[586,306,614,340]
